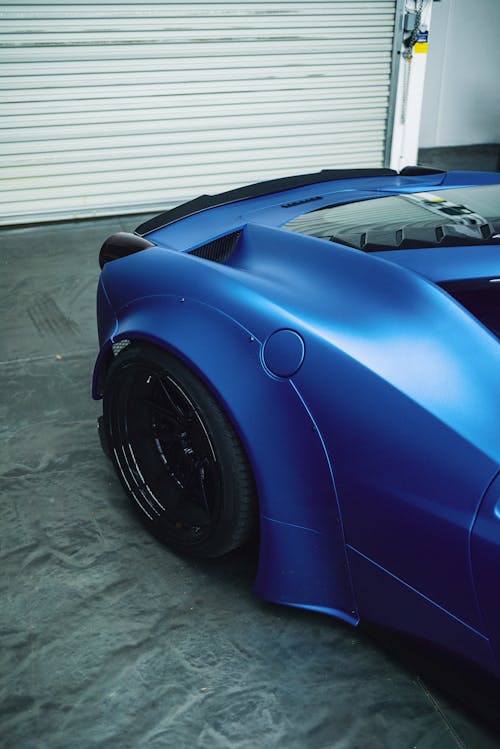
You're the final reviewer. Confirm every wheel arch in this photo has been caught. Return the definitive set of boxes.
[93,293,358,624]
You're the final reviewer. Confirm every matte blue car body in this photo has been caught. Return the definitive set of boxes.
[94,170,500,677]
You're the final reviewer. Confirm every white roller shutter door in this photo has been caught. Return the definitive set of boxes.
[1,1,401,225]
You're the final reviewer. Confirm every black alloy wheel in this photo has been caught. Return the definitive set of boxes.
[103,344,256,557]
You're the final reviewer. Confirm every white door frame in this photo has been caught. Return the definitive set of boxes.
[386,0,434,170]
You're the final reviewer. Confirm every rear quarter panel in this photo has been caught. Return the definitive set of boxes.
[94,248,358,622]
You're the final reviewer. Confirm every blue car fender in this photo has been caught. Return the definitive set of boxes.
[93,286,358,625]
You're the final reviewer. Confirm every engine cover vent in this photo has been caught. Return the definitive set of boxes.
[281,195,323,208]
[189,230,242,264]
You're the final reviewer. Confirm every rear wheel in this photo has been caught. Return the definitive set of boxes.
[103,343,256,557]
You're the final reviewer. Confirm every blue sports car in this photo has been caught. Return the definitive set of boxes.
[93,167,500,678]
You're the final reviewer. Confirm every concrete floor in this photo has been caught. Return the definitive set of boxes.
[2,153,500,748]
[418,143,500,172]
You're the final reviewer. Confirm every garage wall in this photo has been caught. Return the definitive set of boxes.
[419,0,500,148]
[1,1,400,225]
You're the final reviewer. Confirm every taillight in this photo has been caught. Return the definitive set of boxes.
[99,232,155,268]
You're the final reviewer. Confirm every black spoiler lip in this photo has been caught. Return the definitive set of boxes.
[135,167,401,236]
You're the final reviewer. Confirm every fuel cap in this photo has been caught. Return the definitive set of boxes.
[262,329,305,378]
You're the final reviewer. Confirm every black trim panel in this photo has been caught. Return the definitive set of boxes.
[135,168,397,236]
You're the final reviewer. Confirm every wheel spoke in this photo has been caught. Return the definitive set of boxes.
[173,498,210,527]
[189,458,211,513]
[155,374,193,425]
[144,399,179,426]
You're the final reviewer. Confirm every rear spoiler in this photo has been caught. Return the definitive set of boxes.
[135,168,398,236]
[135,166,445,236]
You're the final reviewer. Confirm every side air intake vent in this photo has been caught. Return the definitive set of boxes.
[440,278,500,339]
[189,230,241,264]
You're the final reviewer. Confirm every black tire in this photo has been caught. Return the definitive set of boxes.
[103,343,257,557]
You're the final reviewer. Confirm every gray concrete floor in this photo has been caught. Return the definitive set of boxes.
[2,154,500,748]
[418,143,500,172]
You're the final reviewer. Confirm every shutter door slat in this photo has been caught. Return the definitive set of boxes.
[0,1,398,225]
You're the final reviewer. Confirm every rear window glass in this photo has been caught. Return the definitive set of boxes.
[282,184,500,251]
